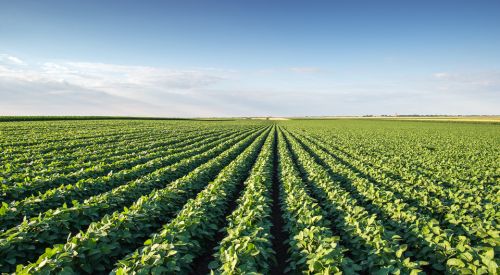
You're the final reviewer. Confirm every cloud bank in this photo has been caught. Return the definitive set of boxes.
[1,54,499,116]
[0,56,232,116]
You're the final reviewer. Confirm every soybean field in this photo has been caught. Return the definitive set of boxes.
[0,118,498,274]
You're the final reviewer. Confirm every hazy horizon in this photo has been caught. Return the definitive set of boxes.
[1,0,499,116]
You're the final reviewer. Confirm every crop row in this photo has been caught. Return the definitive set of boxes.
[0,119,496,274]
[1,125,235,179]
[112,127,272,274]
[15,127,270,274]
[1,126,231,201]
[0,127,258,231]
[0,127,263,271]
[297,131,498,248]
[1,127,204,184]
[208,127,276,274]
[281,127,423,273]
[275,128,354,274]
[306,130,498,218]
[283,128,496,274]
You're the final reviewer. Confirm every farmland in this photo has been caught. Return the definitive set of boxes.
[0,118,498,274]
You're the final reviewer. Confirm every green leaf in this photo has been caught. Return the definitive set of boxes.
[396,244,408,258]
[447,258,465,268]
[484,247,494,260]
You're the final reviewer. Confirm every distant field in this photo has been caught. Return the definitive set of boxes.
[302,116,500,123]
[375,116,500,123]
[0,119,498,274]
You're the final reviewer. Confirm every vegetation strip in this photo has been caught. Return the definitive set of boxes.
[16,127,269,274]
[282,127,423,273]
[207,126,275,274]
[0,128,257,231]
[0,128,228,202]
[0,118,496,274]
[112,128,271,274]
[283,127,497,274]
[275,127,355,274]
[1,127,207,185]
[0,128,257,270]
[296,131,498,248]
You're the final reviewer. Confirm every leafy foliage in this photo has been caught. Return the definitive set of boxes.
[0,118,497,274]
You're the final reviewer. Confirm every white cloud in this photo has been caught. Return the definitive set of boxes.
[432,71,500,94]
[433,72,450,79]
[0,53,498,116]
[0,54,25,66]
[0,55,233,116]
[35,61,226,98]
[289,67,322,74]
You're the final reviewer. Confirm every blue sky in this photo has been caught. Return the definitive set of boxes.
[1,0,499,116]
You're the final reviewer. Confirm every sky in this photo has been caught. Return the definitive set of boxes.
[1,0,499,117]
